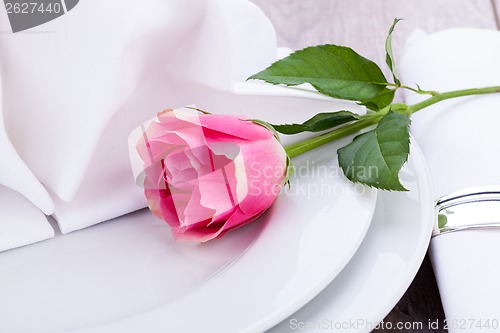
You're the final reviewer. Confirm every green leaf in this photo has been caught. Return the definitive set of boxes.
[438,214,448,229]
[249,44,389,102]
[385,18,402,86]
[338,111,411,191]
[359,87,396,111]
[272,111,360,135]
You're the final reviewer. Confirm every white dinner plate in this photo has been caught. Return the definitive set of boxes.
[0,137,377,333]
[269,138,435,332]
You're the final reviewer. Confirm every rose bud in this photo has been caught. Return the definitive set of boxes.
[133,107,288,242]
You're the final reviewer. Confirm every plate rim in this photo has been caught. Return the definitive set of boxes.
[267,136,435,332]
[0,140,378,333]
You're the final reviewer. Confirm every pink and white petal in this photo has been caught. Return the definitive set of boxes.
[150,132,189,147]
[184,145,217,178]
[215,207,266,238]
[197,167,238,216]
[180,185,217,227]
[143,161,167,188]
[145,118,194,141]
[156,108,200,130]
[171,221,225,242]
[237,139,286,215]
[170,107,203,125]
[137,133,186,166]
[169,126,207,150]
[164,152,199,182]
[144,187,182,226]
[157,195,183,227]
[232,153,249,204]
[239,188,279,217]
[208,205,238,225]
[199,115,273,141]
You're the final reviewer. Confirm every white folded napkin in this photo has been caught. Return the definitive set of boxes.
[401,28,500,332]
[0,0,277,247]
[0,0,363,251]
[0,73,55,251]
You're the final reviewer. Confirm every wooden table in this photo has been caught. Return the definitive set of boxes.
[250,1,500,332]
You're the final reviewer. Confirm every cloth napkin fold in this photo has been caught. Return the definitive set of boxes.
[0,75,55,252]
[0,0,362,252]
[401,28,500,332]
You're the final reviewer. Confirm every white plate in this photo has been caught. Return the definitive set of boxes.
[269,138,434,332]
[0,137,377,333]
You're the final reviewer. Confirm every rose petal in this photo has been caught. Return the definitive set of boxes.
[171,221,225,242]
[197,166,238,216]
[237,138,285,216]
[199,115,272,141]
[156,108,201,131]
[180,185,217,226]
[139,108,288,243]
[222,207,266,233]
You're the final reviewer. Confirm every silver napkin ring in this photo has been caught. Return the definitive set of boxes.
[433,186,500,237]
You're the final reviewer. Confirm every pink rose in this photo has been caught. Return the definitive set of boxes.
[135,107,287,242]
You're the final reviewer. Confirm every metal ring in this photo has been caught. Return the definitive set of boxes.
[433,185,500,237]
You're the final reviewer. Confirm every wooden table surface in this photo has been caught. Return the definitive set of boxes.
[250,1,500,332]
